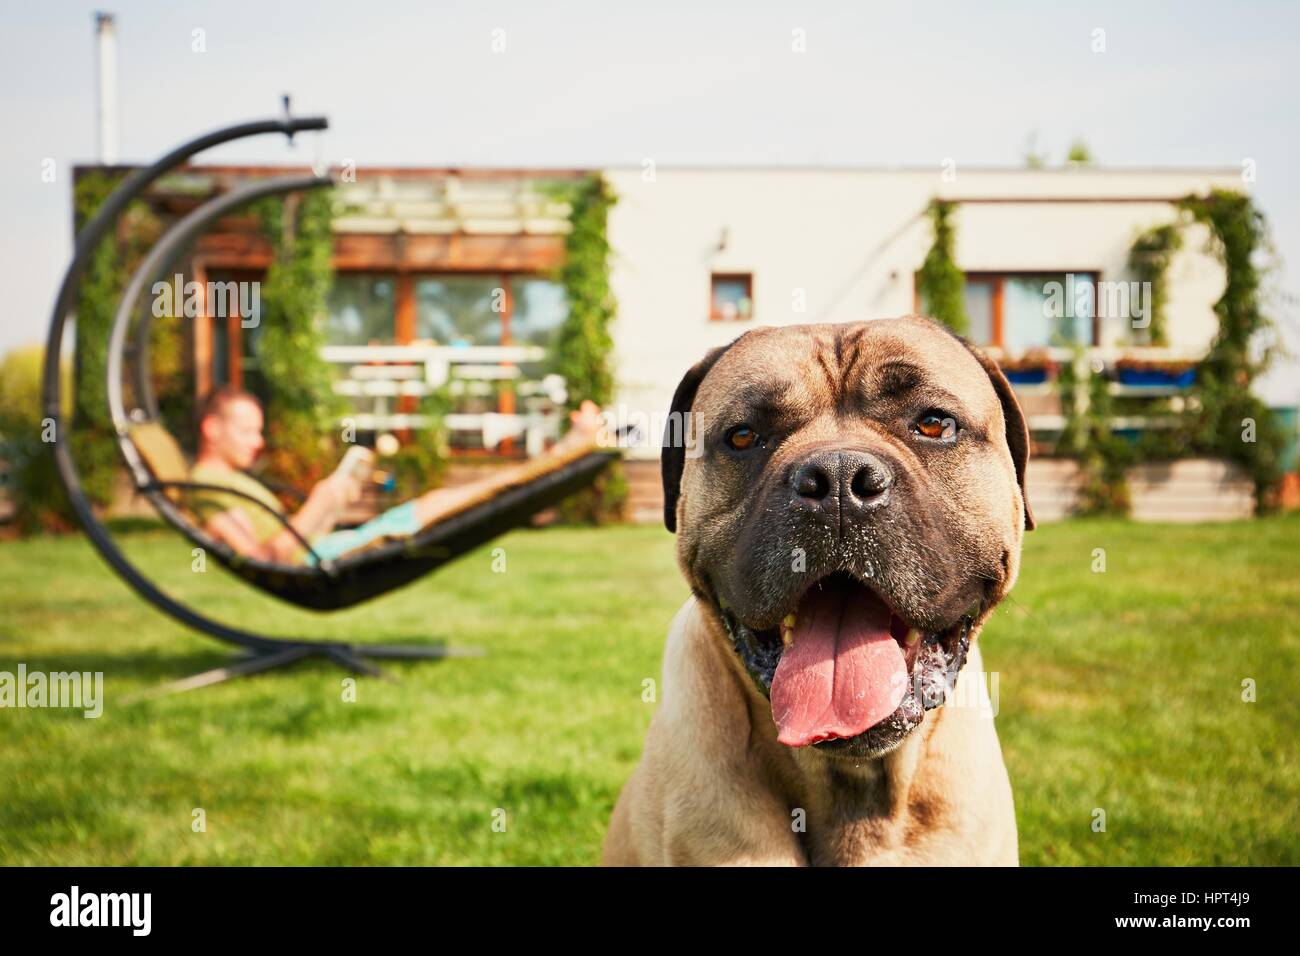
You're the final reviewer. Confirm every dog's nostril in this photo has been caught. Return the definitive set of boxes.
[850,461,892,499]
[794,464,831,501]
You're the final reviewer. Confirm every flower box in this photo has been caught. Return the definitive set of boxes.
[1004,368,1050,385]
[998,350,1057,386]
[1114,359,1197,388]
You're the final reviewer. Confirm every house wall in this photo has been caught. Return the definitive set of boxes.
[603,167,1245,459]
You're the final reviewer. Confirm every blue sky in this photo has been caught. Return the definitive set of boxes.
[1,0,1297,401]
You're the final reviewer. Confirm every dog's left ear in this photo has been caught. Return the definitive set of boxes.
[960,340,1036,531]
[661,340,741,533]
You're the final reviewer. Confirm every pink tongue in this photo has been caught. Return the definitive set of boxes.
[770,582,909,747]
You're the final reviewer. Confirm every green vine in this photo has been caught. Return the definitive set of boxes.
[251,190,345,490]
[71,171,161,509]
[1056,352,1133,515]
[548,175,626,524]
[552,175,617,413]
[1127,221,1183,346]
[386,379,453,500]
[1176,189,1284,508]
[916,199,969,335]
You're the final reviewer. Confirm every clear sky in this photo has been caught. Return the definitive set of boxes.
[1,0,1296,402]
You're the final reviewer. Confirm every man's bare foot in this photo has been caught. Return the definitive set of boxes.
[553,400,606,454]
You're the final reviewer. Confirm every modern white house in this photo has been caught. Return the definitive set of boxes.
[601,165,1258,521]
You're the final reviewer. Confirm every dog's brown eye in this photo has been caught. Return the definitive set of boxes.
[914,413,956,440]
[727,425,759,450]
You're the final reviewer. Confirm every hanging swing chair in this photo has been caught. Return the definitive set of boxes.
[41,110,620,690]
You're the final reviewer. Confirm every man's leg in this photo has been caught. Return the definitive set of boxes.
[406,400,605,527]
[308,401,606,563]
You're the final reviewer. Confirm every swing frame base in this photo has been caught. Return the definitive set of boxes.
[123,641,485,702]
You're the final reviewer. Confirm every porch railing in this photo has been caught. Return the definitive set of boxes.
[320,344,567,455]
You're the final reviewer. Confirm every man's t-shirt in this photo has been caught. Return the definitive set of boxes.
[186,465,293,552]
[183,465,421,566]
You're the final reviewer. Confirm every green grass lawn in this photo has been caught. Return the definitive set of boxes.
[0,515,1297,865]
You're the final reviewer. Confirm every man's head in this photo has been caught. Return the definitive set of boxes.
[197,386,265,470]
[661,316,1032,759]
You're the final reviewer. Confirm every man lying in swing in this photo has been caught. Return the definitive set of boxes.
[187,386,605,567]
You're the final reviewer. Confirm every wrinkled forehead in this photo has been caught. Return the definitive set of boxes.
[693,318,999,425]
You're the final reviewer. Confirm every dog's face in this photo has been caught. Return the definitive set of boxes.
[662,316,1032,759]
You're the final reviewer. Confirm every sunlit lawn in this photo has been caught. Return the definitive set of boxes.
[0,515,1296,865]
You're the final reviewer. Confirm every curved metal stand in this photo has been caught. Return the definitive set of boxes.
[42,113,476,694]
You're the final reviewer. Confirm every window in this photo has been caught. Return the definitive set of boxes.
[240,319,266,400]
[1002,274,1094,351]
[323,273,567,349]
[326,274,396,345]
[710,273,753,321]
[511,278,567,350]
[207,269,266,400]
[921,272,1099,350]
[963,277,996,347]
[414,276,502,345]
[314,272,569,453]
[511,277,567,380]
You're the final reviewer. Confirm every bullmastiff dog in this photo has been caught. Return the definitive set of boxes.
[603,315,1032,866]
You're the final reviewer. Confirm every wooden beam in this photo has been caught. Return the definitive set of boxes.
[395,273,415,343]
[193,231,567,274]
[498,274,516,454]
[192,259,212,400]
[992,277,1005,349]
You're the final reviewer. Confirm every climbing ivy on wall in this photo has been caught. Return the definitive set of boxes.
[549,174,626,524]
[1127,221,1183,347]
[71,171,161,509]
[1175,189,1285,507]
[552,175,617,411]
[252,189,345,490]
[916,199,969,335]
[1085,190,1283,512]
[1056,351,1133,516]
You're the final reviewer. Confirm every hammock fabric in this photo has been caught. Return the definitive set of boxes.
[129,420,617,611]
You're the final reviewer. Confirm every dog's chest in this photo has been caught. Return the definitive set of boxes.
[790,746,984,866]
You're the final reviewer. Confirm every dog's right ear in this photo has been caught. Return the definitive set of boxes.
[960,340,1036,532]
[661,342,735,533]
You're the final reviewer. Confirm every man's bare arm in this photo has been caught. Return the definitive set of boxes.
[204,477,351,563]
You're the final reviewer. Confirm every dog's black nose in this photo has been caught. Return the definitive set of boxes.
[792,449,893,510]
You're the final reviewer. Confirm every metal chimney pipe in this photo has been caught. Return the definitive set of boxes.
[95,12,118,165]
